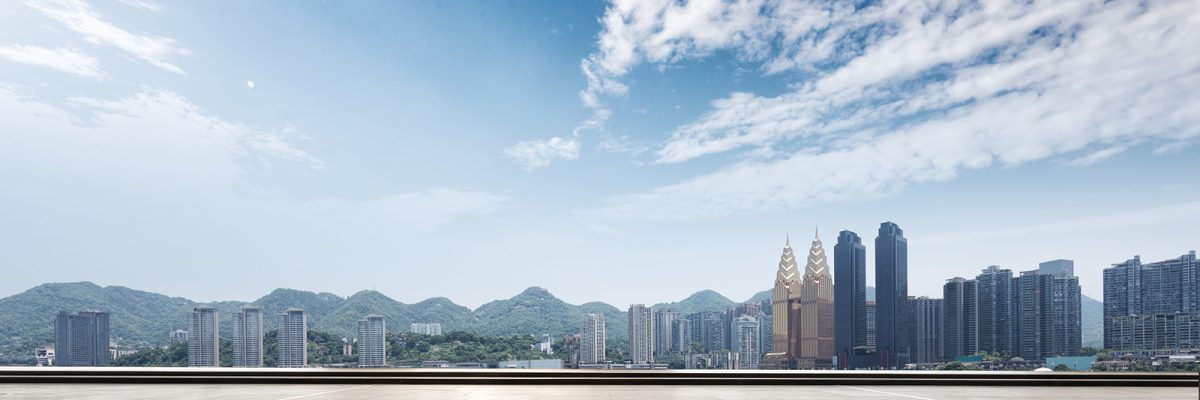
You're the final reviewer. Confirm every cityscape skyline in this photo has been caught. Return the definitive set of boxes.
[2,0,1198,311]
[25,246,1194,370]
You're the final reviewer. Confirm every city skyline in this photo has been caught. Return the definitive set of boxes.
[2,0,1198,310]
[27,247,1191,369]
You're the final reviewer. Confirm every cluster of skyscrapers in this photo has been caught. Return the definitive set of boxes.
[603,222,1093,370]
[936,261,1082,364]
[581,295,774,369]
[804,222,1082,368]
[1103,251,1199,355]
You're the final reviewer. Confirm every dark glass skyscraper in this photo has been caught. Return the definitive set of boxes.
[834,230,868,369]
[875,222,908,368]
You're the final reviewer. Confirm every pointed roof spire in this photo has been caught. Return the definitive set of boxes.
[786,233,791,247]
[814,226,820,240]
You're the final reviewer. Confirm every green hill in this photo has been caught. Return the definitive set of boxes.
[651,290,735,315]
[472,287,630,342]
[0,282,196,349]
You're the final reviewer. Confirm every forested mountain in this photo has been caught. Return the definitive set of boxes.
[651,290,735,315]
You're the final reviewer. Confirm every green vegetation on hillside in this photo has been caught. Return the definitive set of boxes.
[651,290,735,315]
[389,331,554,365]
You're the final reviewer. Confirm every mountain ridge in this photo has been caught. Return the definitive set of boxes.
[0,283,753,351]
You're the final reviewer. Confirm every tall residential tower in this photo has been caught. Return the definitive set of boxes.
[580,314,606,365]
[278,309,308,368]
[188,306,219,367]
[233,306,264,368]
[357,315,386,367]
[628,304,654,364]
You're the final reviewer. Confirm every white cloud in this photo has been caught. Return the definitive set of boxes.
[114,0,159,11]
[0,84,322,189]
[26,0,190,74]
[584,0,1200,221]
[1066,146,1127,167]
[504,107,610,170]
[0,44,102,78]
[598,134,650,157]
[503,136,580,170]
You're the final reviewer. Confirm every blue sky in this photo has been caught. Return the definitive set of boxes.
[1,0,1197,308]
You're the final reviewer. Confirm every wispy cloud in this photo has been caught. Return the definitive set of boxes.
[584,0,1200,221]
[114,0,159,11]
[503,136,580,170]
[598,134,650,157]
[0,84,322,189]
[0,44,102,78]
[503,108,611,170]
[26,0,189,74]
[1066,146,1127,167]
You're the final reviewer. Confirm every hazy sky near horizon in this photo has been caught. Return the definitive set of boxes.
[1,0,1197,309]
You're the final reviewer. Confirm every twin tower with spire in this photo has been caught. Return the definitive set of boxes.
[764,228,835,369]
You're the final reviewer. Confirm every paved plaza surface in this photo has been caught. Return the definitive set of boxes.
[0,384,1195,400]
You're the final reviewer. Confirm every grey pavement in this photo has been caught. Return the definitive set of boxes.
[0,384,1195,400]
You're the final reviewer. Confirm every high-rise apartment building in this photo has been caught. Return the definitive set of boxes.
[686,312,708,347]
[653,309,678,357]
[866,301,876,347]
[976,266,1014,355]
[278,309,308,368]
[798,230,835,369]
[1011,261,1081,361]
[732,315,760,369]
[912,297,943,364]
[834,229,869,369]
[671,317,691,354]
[628,304,654,364]
[233,306,264,368]
[409,323,443,336]
[875,222,909,368]
[54,310,111,366]
[704,315,726,353]
[1040,260,1081,359]
[943,277,978,360]
[357,315,386,367]
[763,237,801,369]
[758,312,773,357]
[188,306,219,367]
[1104,251,1199,352]
[580,314,606,364]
